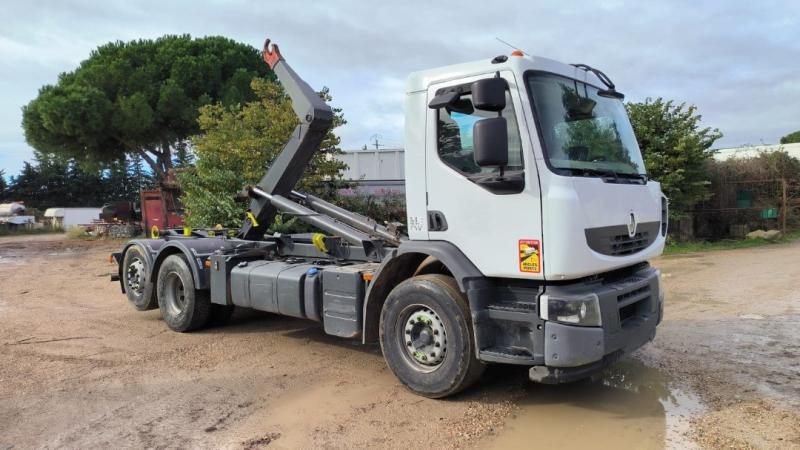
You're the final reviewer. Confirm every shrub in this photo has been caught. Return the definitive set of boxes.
[66,226,90,239]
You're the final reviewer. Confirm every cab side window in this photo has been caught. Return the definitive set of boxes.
[437,91,523,175]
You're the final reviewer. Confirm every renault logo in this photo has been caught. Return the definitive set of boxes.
[627,212,638,238]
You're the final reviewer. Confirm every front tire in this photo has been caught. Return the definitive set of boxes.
[122,245,157,311]
[379,274,484,398]
[157,254,210,332]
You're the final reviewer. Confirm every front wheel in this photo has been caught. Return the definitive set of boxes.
[157,254,210,332]
[379,274,485,398]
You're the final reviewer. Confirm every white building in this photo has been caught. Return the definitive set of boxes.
[336,148,405,195]
[44,207,101,229]
[713,143,800,161]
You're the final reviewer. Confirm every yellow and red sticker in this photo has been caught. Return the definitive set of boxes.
[518,239,541,273]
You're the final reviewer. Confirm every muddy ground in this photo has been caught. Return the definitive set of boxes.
[0,234,798,449]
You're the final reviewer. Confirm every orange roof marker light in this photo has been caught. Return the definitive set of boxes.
[510,50,525,57]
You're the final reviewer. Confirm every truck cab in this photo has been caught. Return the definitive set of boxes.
[400,53,666,384]
[113,41,666,398]
[405,54,666,278]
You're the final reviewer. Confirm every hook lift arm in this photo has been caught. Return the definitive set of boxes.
[238,38,335,240]
[238,38,404,256]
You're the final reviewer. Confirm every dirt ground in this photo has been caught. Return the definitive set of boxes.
[0,234,798,449]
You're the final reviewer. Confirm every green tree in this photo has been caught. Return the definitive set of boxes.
[626,98,722,218]
[0,170,7,201]
[172,141,195,168]
[22,35,270,181]
[8,155,93,209]
[780,130,800,144]
[178,79,347,228]
[7,154,153,209]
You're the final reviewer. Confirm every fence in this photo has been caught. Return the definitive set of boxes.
[672,178,799,241]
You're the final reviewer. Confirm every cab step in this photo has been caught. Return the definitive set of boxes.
[485,301,538,321]
[480,345,537,365]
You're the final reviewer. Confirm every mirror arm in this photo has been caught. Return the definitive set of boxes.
[496,100,505,177]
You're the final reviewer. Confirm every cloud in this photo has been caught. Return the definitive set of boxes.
[1,0,799,176]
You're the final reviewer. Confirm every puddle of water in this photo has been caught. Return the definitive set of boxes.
[227,369,397,449]
[485,359,704,450]
[0,255,23,265]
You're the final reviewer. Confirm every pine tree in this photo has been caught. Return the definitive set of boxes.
[0,170,7,202]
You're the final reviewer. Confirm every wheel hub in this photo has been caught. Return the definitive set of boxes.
[126,258,145,295]
[404,308,446,366]
[164,272,187,316]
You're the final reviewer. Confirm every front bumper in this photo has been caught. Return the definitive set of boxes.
[529,265,662,382]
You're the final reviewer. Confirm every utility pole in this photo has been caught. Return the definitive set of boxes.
[369,134,384,151]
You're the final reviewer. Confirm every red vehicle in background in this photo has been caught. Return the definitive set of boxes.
[140,171,184,235]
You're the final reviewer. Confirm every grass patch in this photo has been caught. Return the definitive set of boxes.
[65,226,91,239]
[664,229,800,255]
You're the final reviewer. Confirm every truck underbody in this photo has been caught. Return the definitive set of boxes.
[113,38,664,398]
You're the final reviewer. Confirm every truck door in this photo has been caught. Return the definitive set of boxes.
[424,71,543,279]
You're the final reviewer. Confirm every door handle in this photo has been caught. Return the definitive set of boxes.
[427,211,448,232]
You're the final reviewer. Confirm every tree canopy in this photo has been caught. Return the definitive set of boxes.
[626,98,722,218]
[3,153,154,209]
[177,79,347,228]
[0,170,7,201]
[22,35,271,180]
[780,130,800,144]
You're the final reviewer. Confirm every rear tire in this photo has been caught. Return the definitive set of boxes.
[122,245,157,311]
[157,254,210,332]
[379,274,485,398]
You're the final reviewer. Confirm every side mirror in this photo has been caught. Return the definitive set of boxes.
[471,78,507,111]
[428,91,459,109]
[473,117,508,168]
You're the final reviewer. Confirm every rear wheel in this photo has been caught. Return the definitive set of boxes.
[122,245,157,311]
[157,254,210,332]
[380,274,485,398]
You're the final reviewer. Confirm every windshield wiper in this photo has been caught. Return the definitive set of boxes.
[564,167,647,183]
[572,167,619,181]
[616,172,648,182]
[598,170,648,184]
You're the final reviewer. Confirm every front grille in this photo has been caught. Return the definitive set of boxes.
[617,285,651,327]
[610,231,651,255]
[617,285,649,304]
[619,302,642,324]
[585,221,660,256]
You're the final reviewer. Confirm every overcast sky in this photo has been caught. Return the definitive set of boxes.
[1,0,798,178]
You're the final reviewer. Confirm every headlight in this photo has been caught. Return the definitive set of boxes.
[539,294,602,327]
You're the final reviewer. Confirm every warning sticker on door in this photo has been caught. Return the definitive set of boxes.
[518,240,541,273]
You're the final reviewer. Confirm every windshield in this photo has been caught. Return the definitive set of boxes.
[527,72,646,176]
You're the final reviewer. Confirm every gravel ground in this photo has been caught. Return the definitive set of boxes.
[0,234,798,449]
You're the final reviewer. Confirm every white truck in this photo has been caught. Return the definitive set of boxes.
[112,39,667,398]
